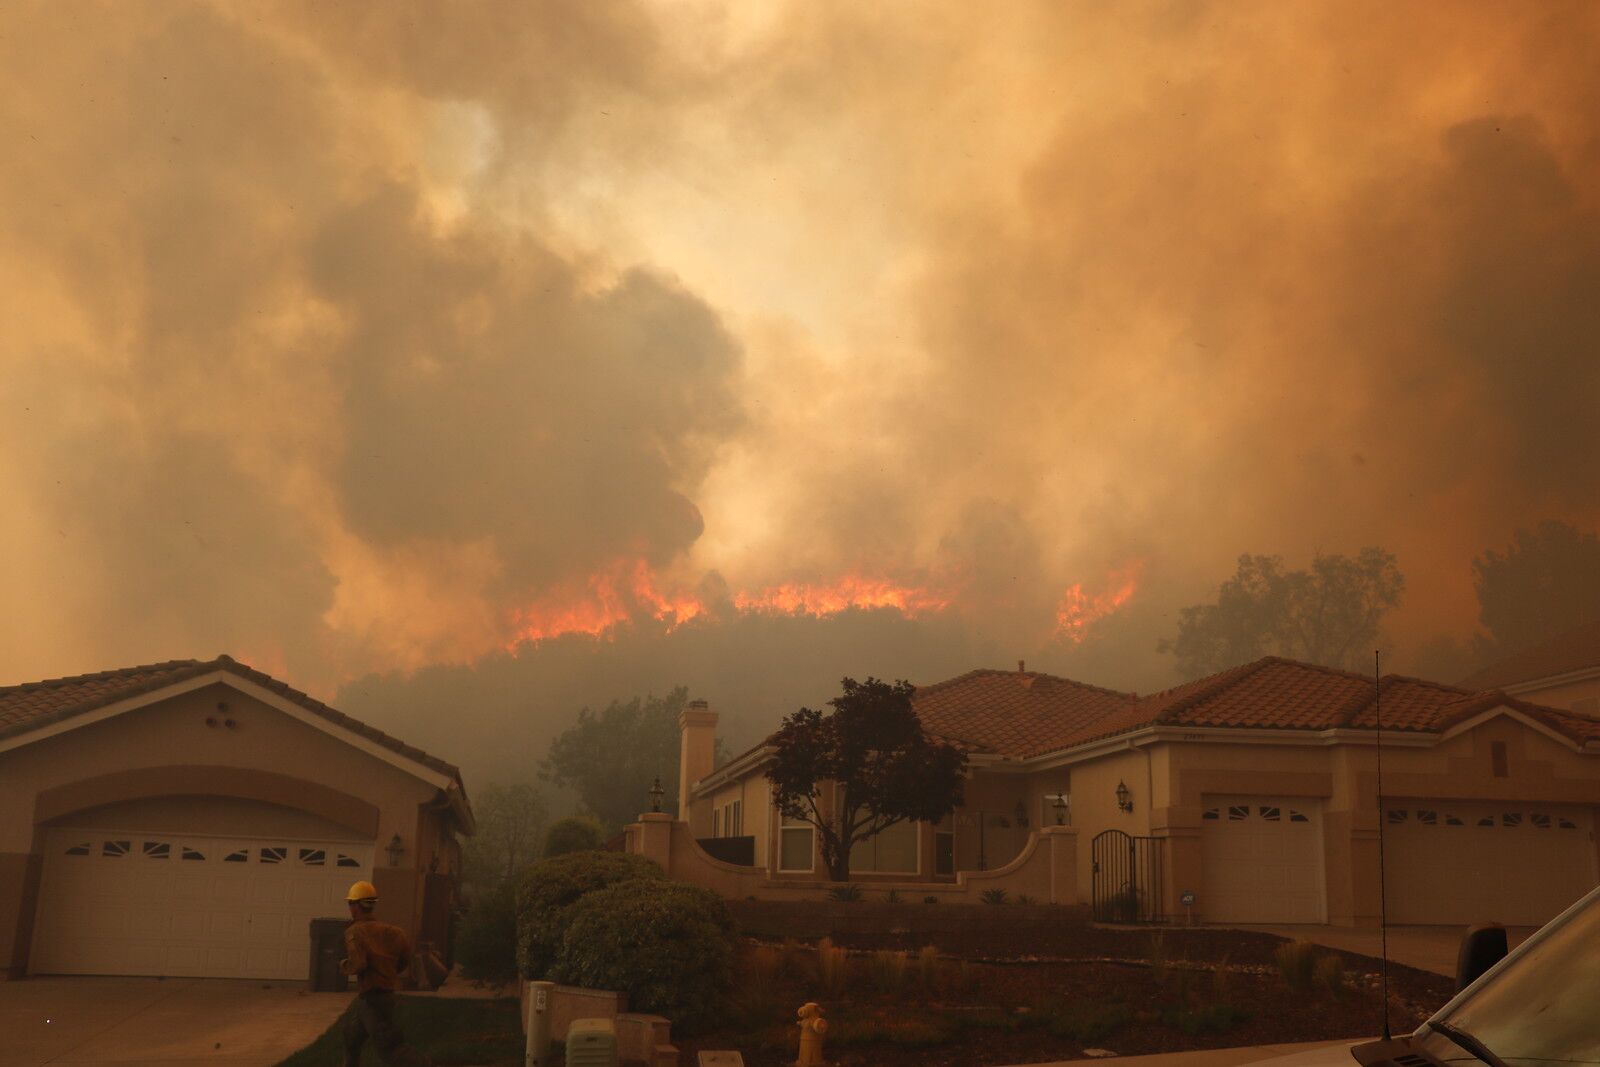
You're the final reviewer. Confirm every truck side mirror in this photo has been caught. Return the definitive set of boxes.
[1455,923,1507,991]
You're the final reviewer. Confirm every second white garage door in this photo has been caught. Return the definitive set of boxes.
[1201,797,1326,923]
[31,827,374,980]
[1386,801,1597,925]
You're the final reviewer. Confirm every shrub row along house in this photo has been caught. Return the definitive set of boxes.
[0,656,472,980]
[637,656,1600,928]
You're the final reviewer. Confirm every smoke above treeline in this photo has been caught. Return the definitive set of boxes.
[3,2,1598,787]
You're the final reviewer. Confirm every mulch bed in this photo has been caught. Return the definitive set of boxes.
[662,909,1456,1067]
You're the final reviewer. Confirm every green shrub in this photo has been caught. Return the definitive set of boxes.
[827,883,863,902]
[923,895,939,904]
[515,850,665,978]
[979,888,1009,905]
[1015,894,1037,905]
[551,880,735,1031]
[884,889,901,903]
[454,880,520,986]
[1274,939,1318,991]
[541,815,609,858]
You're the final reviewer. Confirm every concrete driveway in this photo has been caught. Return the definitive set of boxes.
[1223,924,1538,978]
[0,976,352,1066]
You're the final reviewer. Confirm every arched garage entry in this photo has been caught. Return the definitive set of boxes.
[29,767,379,980]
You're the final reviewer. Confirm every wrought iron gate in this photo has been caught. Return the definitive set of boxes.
[1091,829,1165,923]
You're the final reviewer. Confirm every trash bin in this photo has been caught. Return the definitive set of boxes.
[308,917,349,992]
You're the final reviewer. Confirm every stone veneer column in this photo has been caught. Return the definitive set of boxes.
[677,701,718,831]
[635,812,675,874]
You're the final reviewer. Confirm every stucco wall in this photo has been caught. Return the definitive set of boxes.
[0,678,456,974]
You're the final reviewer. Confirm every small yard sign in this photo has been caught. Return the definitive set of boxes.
[1180,889,1196,925]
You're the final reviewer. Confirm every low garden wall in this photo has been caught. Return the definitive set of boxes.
[727,898,1093,941]
[626,813,1082,905]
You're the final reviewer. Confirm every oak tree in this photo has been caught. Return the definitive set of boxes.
[766,677,967,882]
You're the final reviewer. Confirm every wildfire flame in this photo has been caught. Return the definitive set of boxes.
[1055,560,1145,643]
[505,559,706,646]
[504,558,1142,650]
[732,576,951,617]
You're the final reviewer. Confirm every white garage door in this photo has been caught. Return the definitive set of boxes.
[31,828,374,979]
[1386,801,1597,925]
[1201,797,1326,923]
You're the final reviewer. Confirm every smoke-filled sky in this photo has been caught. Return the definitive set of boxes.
[4,2,1598,784]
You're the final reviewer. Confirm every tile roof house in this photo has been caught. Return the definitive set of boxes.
[641,657,1600,929]
[0,655,472,981]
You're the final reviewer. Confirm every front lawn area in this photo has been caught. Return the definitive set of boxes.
[275,995,523,1067]
[672,906,1456,1067]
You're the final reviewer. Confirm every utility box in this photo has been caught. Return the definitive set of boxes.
[307,917,349,993]
[566,1017,618,1067]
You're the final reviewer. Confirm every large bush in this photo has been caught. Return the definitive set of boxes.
[552,881,735,1031]
[516,850,665,978]
[454,880,519,986]
[542,815,609,858]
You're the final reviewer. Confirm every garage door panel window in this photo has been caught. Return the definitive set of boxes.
[336,853,361,868]
[102,840,130,857]
[143,841,170,859]
[182,846,205,860]
[64,842,91,856]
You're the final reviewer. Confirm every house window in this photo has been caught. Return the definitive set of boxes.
[713,808,722,838]
[851,819,918,874]
[935,815,954,876]
[1491,741,1508,777]
[731,800,743,836]
[778,812,814,873]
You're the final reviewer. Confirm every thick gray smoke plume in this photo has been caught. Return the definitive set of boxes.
[3,2,1598,790]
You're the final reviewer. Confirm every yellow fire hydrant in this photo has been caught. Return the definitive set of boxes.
[794,1001,828,1066]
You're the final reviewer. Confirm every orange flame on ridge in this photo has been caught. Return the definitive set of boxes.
[505,559,706,646]
[1055,560,1145,643]
[733,575,952,617]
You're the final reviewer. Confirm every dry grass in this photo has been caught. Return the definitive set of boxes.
[1274,939,1318,992]
[817,937,850,995]
[870,949,909,993]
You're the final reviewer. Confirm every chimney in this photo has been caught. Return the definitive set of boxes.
[678,699,718,822]
[1018,660,1026,673]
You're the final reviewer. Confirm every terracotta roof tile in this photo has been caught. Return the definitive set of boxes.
[1459,620,1600,690]
[1060,656,1600,749]
[0,655,463,781]
[910,668,1139,758]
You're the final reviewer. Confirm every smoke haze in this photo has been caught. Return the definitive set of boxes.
[3,2,1597,785]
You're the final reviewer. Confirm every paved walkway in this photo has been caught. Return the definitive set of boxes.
[1222,924,1536,978]
[1000,1039,1355,1067]
[0,975,353,1066]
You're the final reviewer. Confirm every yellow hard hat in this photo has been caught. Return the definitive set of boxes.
[345,880,379,902]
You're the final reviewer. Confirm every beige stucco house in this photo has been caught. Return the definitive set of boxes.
[0,655,473,981]
[649,658,1600,928]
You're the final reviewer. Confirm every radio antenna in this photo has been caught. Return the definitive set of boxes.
[1375,649,1391,1041]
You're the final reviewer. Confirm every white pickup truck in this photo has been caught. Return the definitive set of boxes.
[1261,885,1600,1067]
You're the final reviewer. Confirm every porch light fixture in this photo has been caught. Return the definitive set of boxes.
[649,776,665,813]
[1053,793,1068,826]
[385,832,405,866]
[1115,780,1133,813]
[1014,800,1029,829]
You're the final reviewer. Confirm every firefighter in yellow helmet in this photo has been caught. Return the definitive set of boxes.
[339,880,432,1066]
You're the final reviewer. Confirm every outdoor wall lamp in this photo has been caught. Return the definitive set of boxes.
[1115,780,1133,813]
[385,832,405,866]
[1053,793,1068,825]
[649,776,665,813]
